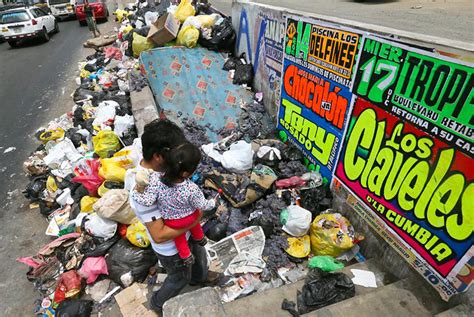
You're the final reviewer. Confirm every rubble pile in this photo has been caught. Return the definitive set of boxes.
[18,1,362,316]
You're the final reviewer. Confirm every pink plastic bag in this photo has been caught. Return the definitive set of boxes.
[104,47,123,60]
[72,159,104,197]
[79,256,109,284]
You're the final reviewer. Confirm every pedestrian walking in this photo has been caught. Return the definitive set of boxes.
[84,0,101,38]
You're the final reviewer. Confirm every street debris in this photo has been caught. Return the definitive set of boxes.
[3,146,16,153]
[16,1,365,316]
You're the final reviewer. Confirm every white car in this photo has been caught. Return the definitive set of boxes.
[0,7,59,47]
[48,0,76,20]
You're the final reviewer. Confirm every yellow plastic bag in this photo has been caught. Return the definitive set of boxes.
[92,130,121,159]
[126,219,150,248]
[174,0,195,23]
[132,33,155,58]
[310,213,354,257]
[112,149,135,169]
[114,9,130,23]
[80,196,99,213]
[46,176,58,193]
[286,235,311,258]
[122,24,134,35]
[177,25,199,48]
[39,128,65,143]
[99,158,127,182]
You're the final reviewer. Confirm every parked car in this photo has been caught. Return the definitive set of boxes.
[75,0,108,26]
[48,0,75,20]
[0,7,59,47]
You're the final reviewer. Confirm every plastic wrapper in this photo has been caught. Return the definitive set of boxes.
[78,256,108,284]
[308,256,344,272]
[80,196,99,213]
[198,17,235,51]
[282,205,312,237]
[92,130,121,159]
[177,25,200,48]
[72,159,104,197]
[310,213,355,257]
[105,239,158,287]
[56,299,93,317]
[132,33,155,58]
[297,268,355,314]
[126,219,150,248]
[286,235,311,258]
[174,0,196,23]
[93,189,135,224]
[53,270,82,304]
[99,158,127,183]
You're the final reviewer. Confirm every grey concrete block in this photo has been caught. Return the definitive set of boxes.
[162,287,225,317]
[130,86,159,136]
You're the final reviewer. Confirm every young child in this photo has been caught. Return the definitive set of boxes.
[132,142,215,264]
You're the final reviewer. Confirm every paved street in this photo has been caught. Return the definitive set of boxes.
[0,17,96,316]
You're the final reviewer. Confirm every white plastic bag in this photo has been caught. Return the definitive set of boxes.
[222,141,253,172]
[93,102,117,129]
[282,205,312,237]
[114,115,134,137]
[202,140,253,173]
[144,11,159,26]
[83,213,118,240]
[43,139,82,169]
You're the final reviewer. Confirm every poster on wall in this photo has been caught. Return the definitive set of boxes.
[233,3,285,116]
[277,16,363,182]
[353,36,473,156]
[335,36,474,299]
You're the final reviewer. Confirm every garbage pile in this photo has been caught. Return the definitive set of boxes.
[19,1,363,316]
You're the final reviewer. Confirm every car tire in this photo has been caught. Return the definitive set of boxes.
[41,27,50,42]
[7,40,18,48]
[106,9,109,17]
[79,19,87,26]
[53,21,60,34]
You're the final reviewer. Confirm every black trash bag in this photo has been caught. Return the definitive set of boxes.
[223,55,243,71]
[39,200,59,216]
[300,186,332,218]
[121,127,138,146]
[56,299,93,317]
[233,63,253,86]
[73,107,86,127]
[199,16,236,51]
[205,221,228,242]
[84,63,97,73]
[71,184,90,203]
[281,299,299,317]
[106,239,158,287]
[297,268,355,314]
[23,175,47,202]
[83,233,120,258]
[73,88,105,106]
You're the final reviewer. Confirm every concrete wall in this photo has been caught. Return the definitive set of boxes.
[231,0,473,302]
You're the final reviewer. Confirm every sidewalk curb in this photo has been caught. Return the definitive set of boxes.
[130,86,159,136]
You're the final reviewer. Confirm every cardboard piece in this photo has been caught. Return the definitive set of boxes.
[115,283,157,317]
[147,13,180,46]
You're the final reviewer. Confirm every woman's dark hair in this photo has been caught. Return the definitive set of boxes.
[141,119,186,161]
[161,142,201,186]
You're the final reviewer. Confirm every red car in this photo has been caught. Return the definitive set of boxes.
[75,0,108,26]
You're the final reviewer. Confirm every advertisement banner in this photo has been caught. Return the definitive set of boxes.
[277,16,362,182]
[335,97,474,299]
[353,36,473,156]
